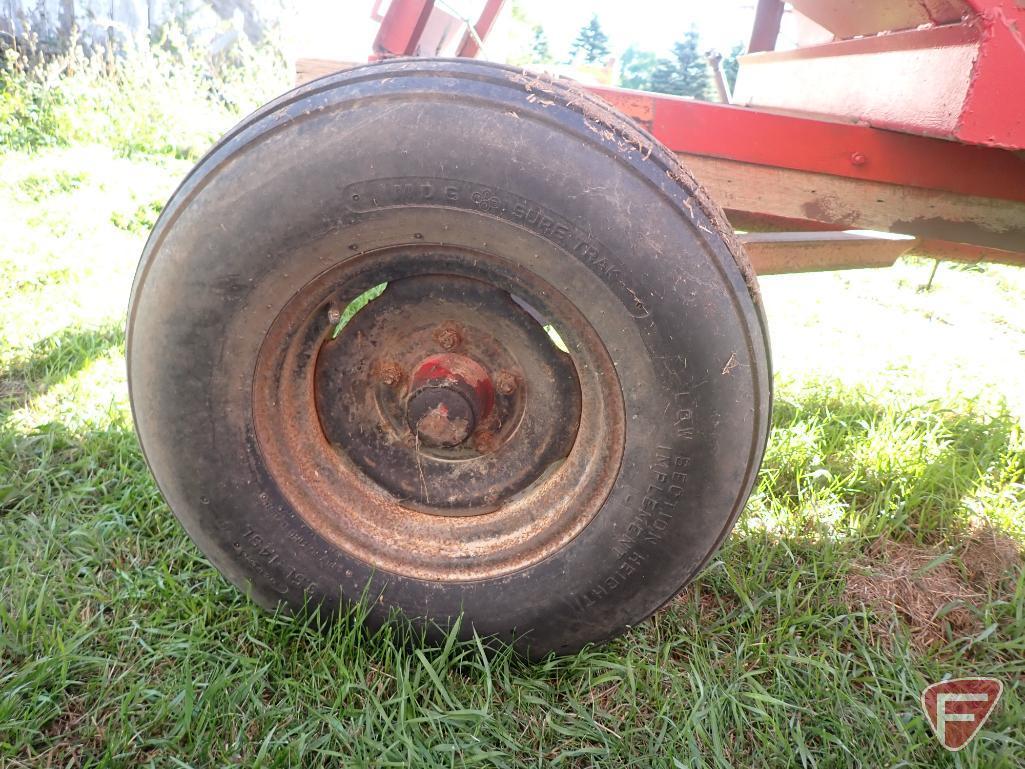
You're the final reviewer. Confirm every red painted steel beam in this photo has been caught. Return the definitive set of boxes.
[748,0,784,52]
[586,85,1025,204]
[957,0,1025,149]
[787,0,970,39]
[916,239,1025,266]
[732,9,1025,150]
[373,0,435,58]
[457,0,506,58]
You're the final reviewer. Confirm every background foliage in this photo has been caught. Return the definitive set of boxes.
[1,20,1023,769]
[0,25,287,157]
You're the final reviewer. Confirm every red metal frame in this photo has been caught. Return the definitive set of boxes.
[732,11,1025,150]
[372,0,435,57]
[457,0,506,58]
[373,0,507,59]
[587,85,1025,204]
[748,0,785,53]
[364,0,1025,267]
[787,0,973,40]
[956,0,1025,149]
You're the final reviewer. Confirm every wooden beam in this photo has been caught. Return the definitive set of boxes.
[679,153,1025,255]
[295,58,359,86]
[739,231,917,274]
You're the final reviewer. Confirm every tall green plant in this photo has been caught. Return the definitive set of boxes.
[0,26,288,158]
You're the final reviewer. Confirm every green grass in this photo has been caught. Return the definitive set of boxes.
[1,28,288,158]
[1,142,1023,767]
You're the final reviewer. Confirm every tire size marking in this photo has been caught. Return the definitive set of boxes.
[612,446,691,560]
[236,528,318,595]
[671,389,697,440]
[344,177,650,318]
[568,444,691,612]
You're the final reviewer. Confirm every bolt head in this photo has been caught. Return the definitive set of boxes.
[433,323,461,351]
[376,361,404,387]
[472,430,499,453]
[495,371,518,395]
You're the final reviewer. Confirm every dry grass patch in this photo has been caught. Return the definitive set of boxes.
[844,527,1021,648]
[959,523,1023,589]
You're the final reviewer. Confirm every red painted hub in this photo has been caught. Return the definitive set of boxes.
[310,271,583,513]
[405,353,494,448]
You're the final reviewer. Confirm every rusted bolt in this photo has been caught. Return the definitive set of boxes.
[495,370,518,395]
[433,323,462,351]
[473,430,499,453]
[327,306,342,325]
[850,152,867,166]
[376,361,404,387]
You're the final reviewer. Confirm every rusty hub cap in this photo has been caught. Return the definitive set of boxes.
[253,247,625,581]
[405,353,493,448]
[313,272,582,511]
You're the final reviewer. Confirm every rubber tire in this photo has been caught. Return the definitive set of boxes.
[127,58,771,656]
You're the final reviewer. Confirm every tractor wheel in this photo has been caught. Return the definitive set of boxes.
[127,59,770,656]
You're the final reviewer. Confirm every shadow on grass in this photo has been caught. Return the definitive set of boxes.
[762,382,1023,543]
[1,372,1022,767]
[0,323,124,412]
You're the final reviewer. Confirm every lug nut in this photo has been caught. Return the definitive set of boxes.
[473,430,499,453]
[433,323,461,351]
[495,370,518,395]
[376,361,404,387]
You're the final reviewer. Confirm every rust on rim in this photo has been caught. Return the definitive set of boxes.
[252,246,625,582]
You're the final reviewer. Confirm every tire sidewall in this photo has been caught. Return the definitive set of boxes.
[128,61,770,654]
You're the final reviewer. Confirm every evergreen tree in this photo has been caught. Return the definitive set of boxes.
[721,42,744,92]
[569,14,610,64]
[648,57,685,96]
[619,45,658,90]
[530,25,552,64]
[669,28,710,99]
[646,28,711,99]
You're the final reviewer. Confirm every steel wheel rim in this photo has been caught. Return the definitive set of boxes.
[253,245,625,581]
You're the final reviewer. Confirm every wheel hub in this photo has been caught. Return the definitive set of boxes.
[313,272,582,513]
[253,246,625,580]
[405,353,493,448]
